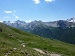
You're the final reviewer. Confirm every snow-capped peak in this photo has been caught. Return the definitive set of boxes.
[67,17,75,23]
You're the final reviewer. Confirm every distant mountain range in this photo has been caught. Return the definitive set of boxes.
[3,17,75,44]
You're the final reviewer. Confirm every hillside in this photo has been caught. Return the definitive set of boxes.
[0,23,75,56]
[3,18,75,44]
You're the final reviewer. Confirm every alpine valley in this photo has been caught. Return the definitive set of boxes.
[3,17,75,44]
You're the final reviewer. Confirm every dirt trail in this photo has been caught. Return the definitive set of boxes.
[33,48,46,54]
[33,48,61,56]
[50,54,61,56]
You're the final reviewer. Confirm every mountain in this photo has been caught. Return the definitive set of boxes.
[3,18,75,44]
[67,17,75,23]
[0,22,75,56]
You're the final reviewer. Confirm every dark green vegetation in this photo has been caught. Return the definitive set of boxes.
[31,26,75,44]
[0,23,75,56]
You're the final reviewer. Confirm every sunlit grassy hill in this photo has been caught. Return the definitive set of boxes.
[0,23,75,56]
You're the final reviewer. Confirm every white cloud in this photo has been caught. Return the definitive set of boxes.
[4,10,19,19]
[45,0,55,3]
[15,16,19,18]
[13,14,19,18]
[3,16,11,19]
[4,11,12,14]
[4,10,16,14]
[33,0,40,4]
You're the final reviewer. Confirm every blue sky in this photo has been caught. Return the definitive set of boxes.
[0,0,75,22]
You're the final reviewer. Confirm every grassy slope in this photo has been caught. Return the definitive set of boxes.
[0,23,75,56]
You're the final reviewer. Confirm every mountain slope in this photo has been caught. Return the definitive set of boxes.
[0,23,75,56]
[3,19,75,44]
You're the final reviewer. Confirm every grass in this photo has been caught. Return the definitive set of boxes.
[0,23,75,56]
